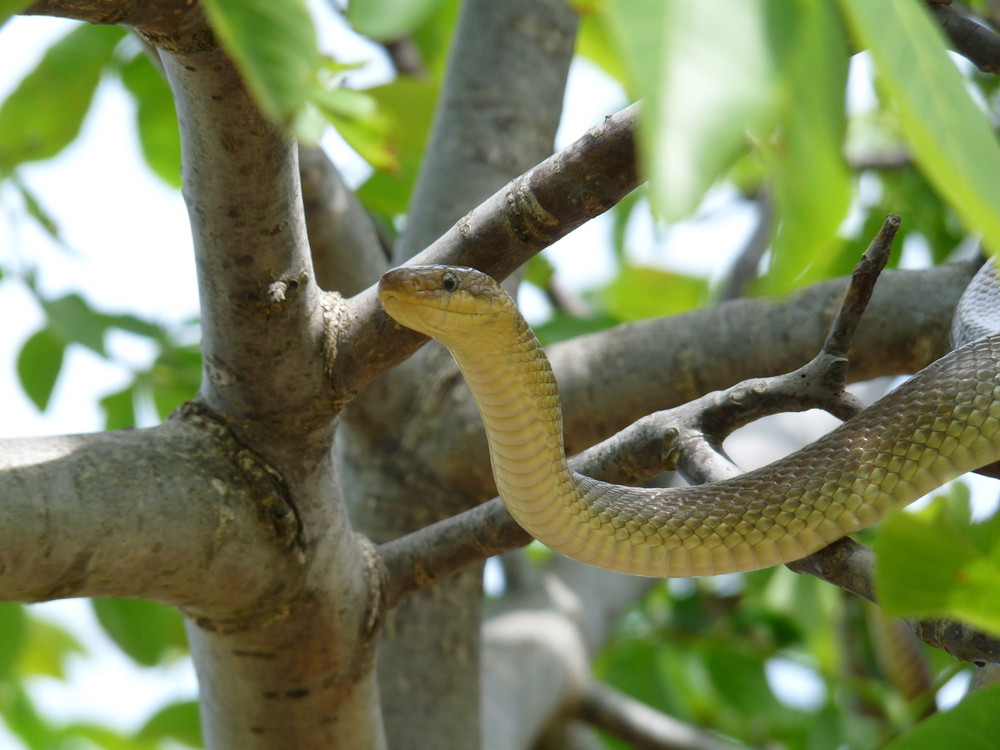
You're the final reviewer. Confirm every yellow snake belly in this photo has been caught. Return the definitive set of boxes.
[379,265,1000,577]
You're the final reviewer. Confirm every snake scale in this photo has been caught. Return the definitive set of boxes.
[378,263,1000,577]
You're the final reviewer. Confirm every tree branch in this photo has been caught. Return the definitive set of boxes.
[0,418,293,613]
[298,144,388,296]
[576,682,744,750]
[161,41,334,446]
[332,102,641,398]
[931,1,1000,73]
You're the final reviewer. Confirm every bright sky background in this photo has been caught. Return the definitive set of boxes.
[0,8,991,744]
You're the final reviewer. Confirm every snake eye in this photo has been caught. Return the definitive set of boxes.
[441,272,460,292]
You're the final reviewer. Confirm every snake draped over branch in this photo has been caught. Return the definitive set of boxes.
[378,262,1000,578]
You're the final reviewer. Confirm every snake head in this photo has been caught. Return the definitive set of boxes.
[378,265,515,343]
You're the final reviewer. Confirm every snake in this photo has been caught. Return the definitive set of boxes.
[378,262,1000,577]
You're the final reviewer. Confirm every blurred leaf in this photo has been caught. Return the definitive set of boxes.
[842,0,1000,256]
[313,88,397,171]
[1,685,58,748]
[875,486,1000,636]
[408,0,461,76]
[0,1,32,28]
[19,613,86,678]
[356,151,422,221]
[369,77,439,155]
[16,327,65,410]
[0,24,124,171]
[534,310,618,346]
[148,344,202,419]
[136,700,201,746]
[42,293,108,355]
[599,265,709,321]
[608,0,783,220]
[575,6,629,84]
[12,175,62,242]
[100,386,137,430]
[0,603,26,677]
[104,313,167,341]
[91,598,187,666]
[347,0,449,41]
[763,0,851,292]
[523,255,556,290]
[119,51,182,187]
[882,683,1000,750]
[201,0,319,125]
[603,0,666,102]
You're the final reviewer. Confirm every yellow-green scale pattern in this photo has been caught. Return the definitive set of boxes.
[458,310,1000,577]
[379,265,1000,578]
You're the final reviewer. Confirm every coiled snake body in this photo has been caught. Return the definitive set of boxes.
[379,264,1000,577]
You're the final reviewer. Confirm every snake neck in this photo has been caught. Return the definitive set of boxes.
[444,312,576,519]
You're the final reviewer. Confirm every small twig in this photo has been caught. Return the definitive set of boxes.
[823,214,898,359]
[930,1,1000,73]
[576,682,745,750]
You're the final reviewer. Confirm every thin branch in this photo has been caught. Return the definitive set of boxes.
[333,103,641,398]
[576,682,745,750]
[930,1,1000,73]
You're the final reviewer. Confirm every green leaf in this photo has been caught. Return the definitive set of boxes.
[575,5,630,84]
[1,686,59,747]
[136,700,201,746]
[599,265,709,321]
[875,488,1000,636]
[762,0,851,293]
[148,344,202,419]
[841,0,1000,256]
[0,24,124,171]
[19,613,86,678]
[16,327,66,411]
[312,87,397,171]
[42,293,109,355]
[607,0,783,220]
[100,386,137,430]
[0,1,33,28]
[12,175,62,243]
[91,598,187,666]
[0,603,26,678]
[119,52,182,187]
[200,0,319,125]
[882,683,1000,750]
[347,0,450,42]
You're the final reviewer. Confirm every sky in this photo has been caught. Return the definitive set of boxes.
[0,7,990,743]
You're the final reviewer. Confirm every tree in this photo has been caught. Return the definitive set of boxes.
[2,0,1000,748]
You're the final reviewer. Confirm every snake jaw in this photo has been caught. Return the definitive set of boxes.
[379,266,513,343]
